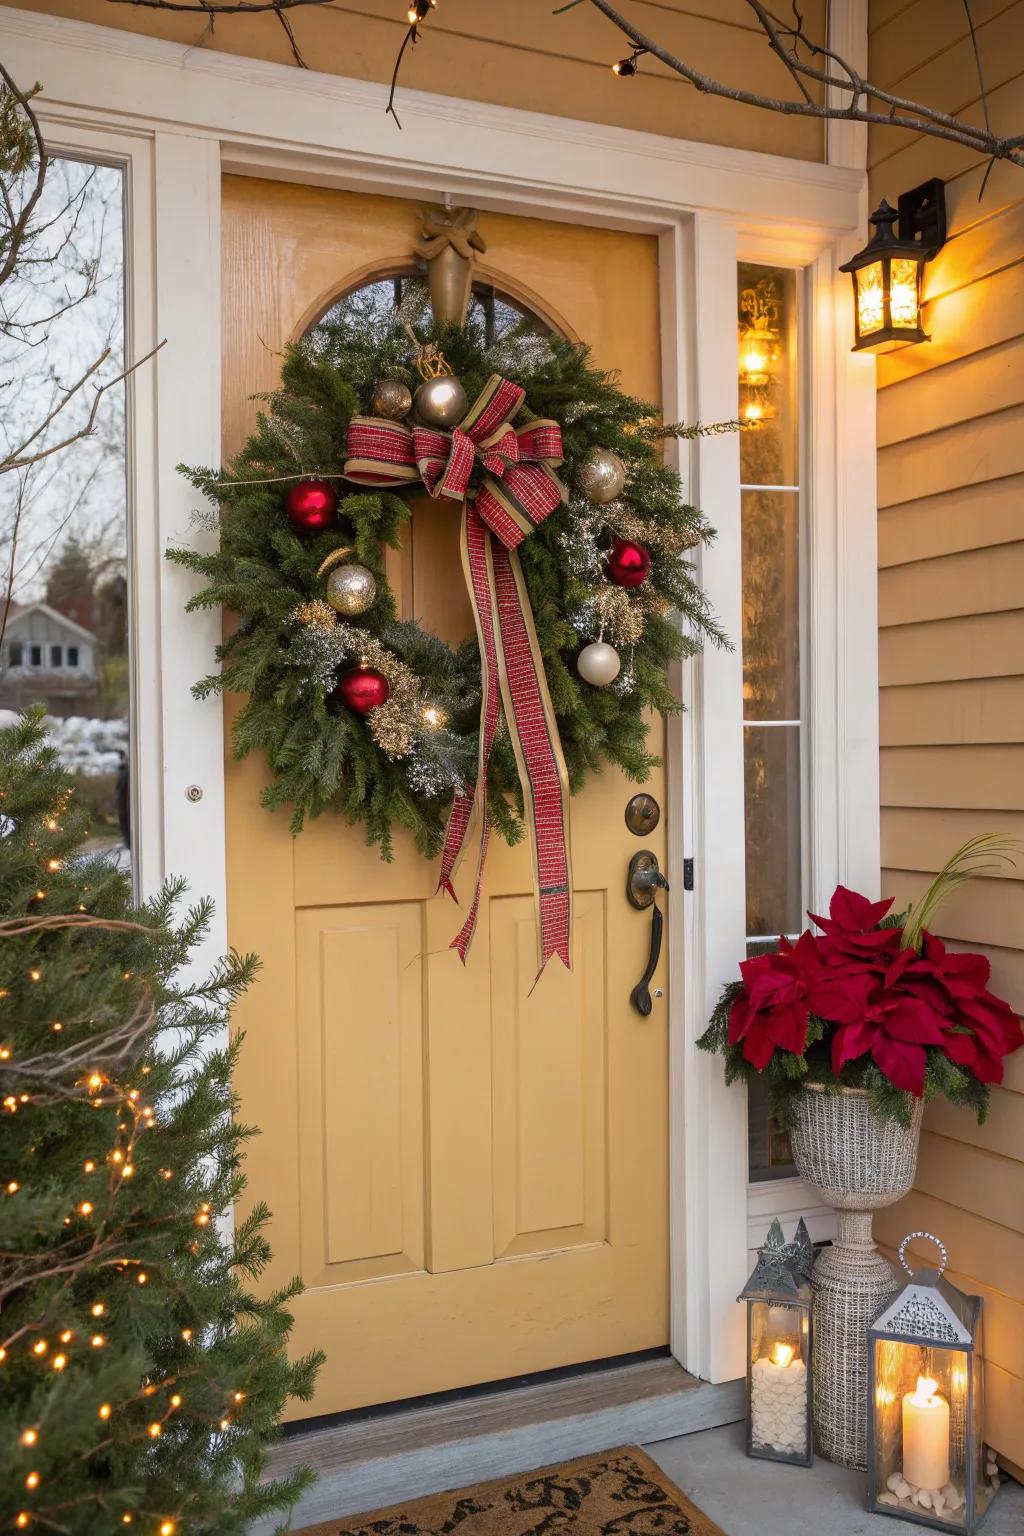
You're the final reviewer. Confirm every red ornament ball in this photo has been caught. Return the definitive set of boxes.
[337,665,390,715]
[605,537,651,589]
[285,479,337,534]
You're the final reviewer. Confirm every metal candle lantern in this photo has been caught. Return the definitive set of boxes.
[739,1217,814,1467]
[868,1232,991,1531]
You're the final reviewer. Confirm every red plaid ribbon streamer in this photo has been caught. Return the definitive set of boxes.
[344,375,573,979]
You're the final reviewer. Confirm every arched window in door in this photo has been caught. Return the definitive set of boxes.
[305,269,562,348]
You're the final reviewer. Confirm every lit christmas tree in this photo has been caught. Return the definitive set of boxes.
[0,712,321,1534]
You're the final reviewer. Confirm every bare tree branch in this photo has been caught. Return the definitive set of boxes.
[0,62,47,288]
[103,0,330,11]
[0,338,166,476]
[583,0,1024,170]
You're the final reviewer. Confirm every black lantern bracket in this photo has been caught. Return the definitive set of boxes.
[897,178,948,259]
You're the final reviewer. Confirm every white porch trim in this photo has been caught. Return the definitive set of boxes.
[2,4,876,1394]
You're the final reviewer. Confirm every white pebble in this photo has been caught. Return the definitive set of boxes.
[886,1473,903,1494]
[893,1478,911,1500]
[918,1491,933,1510]
[877,1493,898,1507]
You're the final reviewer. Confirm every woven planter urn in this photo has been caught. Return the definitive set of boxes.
[790,1084,924,1471]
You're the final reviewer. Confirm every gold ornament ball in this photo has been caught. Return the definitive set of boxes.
[577,640,621,687]
[414,375,468,429]
[372,379,413,420]
[326,563,377,616]
[579,447,626,504]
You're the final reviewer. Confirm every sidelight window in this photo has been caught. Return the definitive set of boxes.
[738,262,805,1182]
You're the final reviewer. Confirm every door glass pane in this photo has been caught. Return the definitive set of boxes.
[742,489,800,721]
[738,264,798,486]
[0,156,131,871]
[744,724,802,938]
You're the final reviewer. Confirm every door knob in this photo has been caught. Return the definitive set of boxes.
[627,851,668,1016]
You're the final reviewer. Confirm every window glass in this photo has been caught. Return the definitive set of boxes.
[0,157,131,869]
[309,273,551,349]
[739,262,803,1182]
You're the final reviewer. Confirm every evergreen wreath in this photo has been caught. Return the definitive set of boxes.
[169,292,731,859]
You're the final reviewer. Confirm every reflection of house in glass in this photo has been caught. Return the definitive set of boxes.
[0,601,99,716]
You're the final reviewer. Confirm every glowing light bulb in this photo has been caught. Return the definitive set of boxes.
[123,1164,135,1179]
[83,1160,95,1173]
[87,1074,103,1090]
[136,1272,148,1285]
[147,1422,162,1438]
[15,1512,29,1528]
[233,1391,245,1403]
[99,1403,112,1420]
[46,858,60,872]
[0,1045,10,1060]
[52,1354,67,1372]
[31,1340,47,1357]
[91,1302,106,1317]
[160,1523,175,1536]
[28,969,41,983]
[170,1394,182,1408]
[0,1348,6,1363]
[7,1180,19,1194]
[90,1334,105,1349]
[59,1330,72,1344]
[25,1473,39,1490]
[51,1022,62,1032]
[20,1428,38,1447]
[219,1417,231,1431]
[79,1201,93,1216]
[181,1329,192,1342]
[111,1150,124,1164]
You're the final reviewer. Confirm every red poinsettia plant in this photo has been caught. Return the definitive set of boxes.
[698,837,1023,1124]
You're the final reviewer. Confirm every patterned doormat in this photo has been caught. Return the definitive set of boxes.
[293,1447,726,1536]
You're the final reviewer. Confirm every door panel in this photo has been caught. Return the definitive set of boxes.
[223,175,670,1417]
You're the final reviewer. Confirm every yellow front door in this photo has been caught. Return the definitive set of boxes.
[222,176,670,1419]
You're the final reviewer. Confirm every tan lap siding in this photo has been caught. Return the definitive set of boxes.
[0,0,826,161]
[869,0,1024,1468]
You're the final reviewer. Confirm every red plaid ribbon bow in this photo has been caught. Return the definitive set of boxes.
[344,375,574,980]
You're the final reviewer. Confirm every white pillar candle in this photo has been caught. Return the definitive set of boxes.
[903,1376,950,1491]
[750,1342,807,1455]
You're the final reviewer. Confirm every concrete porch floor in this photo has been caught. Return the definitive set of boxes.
[646,1423,1024,1536]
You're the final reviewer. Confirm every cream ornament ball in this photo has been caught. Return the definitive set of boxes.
[577,640,621,687]
[414,374,468,429]
[326,563,377,617]
[579,447,626,505]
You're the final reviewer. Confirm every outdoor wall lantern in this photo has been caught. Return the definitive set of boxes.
[739,1217,814,1467]
[868,1231,991,1531]
[840,178,947,352]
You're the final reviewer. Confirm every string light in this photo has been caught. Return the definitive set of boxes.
[98,1403,112,1420]
[24,1473,39,1491]
[31,1340,47,1357]
[45,858,61,872]
[111,1150,124,1164]
[136,1272,148,1285]
[195,1203,212,1227]
[52,1354,67,1371]
[233,1390,246,1404]
[147,1422,162,1438]
[7,1180,19,1194]
[28,969,41,983]
[612,47,646,77]
[90,1334,106,1349]
[180,1329,192,1342]
[20,1428,38,1447]
[0,1045,10,1059]
[59,1330,73,1344]
[91,1302,106,1317]
[15,1512,29,1528]
[407,0,435,21]
[219,1416,231,1431]
[83,1160,95,1173]
[159,1523,175,1536]
[79,1201,94,1216]
[170,1394,182,1408]
[0,1348,6,1363]
[122,1515,133,1524]
[50,1021,62,1032]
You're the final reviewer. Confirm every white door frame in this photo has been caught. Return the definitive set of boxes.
[4,4,879,1389]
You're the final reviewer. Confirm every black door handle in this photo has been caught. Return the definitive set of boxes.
[631,901,664,1017]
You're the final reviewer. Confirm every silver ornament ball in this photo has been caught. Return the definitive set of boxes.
[579,447,626,505]
[414,374,468,429]
[577,640,621,687]
[372,379,413,420]
[325,562,377,617]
